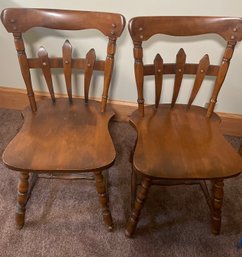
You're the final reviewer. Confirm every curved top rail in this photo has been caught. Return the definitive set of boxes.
[129,16,242,42]
[1,8,125,37]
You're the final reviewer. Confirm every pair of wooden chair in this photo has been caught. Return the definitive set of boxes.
[1,8,242,237]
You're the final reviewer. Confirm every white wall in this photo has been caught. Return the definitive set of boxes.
[1,0,242,114]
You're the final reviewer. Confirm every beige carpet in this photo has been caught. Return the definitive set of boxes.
[0,108,242,257]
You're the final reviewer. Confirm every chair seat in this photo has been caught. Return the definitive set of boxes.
[3,98,116,172]
[131,104,242,179]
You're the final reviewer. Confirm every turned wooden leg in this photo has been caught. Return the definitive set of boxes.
[125,176,152,237]
[16,172,29,229]
[211,179,224,235]
[94,171,113,231]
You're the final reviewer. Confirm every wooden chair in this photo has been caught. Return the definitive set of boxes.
[126,16,242,237]
[1,8,125,230]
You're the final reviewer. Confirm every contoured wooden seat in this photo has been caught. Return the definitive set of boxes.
[1,8,125,230]
[126,16,242,237]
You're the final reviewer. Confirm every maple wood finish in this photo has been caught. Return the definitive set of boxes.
[126,16,242,237]
[1,8,125,230]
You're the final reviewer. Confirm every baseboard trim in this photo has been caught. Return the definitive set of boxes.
[218,112,242,137]
[0,86,242,136]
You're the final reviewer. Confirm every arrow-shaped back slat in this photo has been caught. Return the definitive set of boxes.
[171,48,186,108]
[154,54,163,109]
[62,40,72,103]
[38,47,55,103]
[187,54,210,108]
[84,49,96,103]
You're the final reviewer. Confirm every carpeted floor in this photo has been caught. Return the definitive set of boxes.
[0,108,241,257]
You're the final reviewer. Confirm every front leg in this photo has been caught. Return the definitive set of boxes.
[211,178,224,235]
[16,172,29,229]
[94,171,113,231]
[125,176,152,237]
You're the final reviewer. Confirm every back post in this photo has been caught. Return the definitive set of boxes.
[206,40,236,117]
[101,36,117,112]
[13,32,37,112]
[133,41,145,116]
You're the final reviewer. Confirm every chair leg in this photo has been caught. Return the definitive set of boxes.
[94,171,113,231]
[211,178,224,235]
[125,176,152,237]
[16,172,29,229]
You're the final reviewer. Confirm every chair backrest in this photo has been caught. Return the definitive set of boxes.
[128,16,242,117]
[1,8,125,112]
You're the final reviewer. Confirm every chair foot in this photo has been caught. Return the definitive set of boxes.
[94,171,113,230]
[102,208,114,231]
[211,179,224,235]
[16,172,29,229]
[126,176,151,237]
[16,209,25,229]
